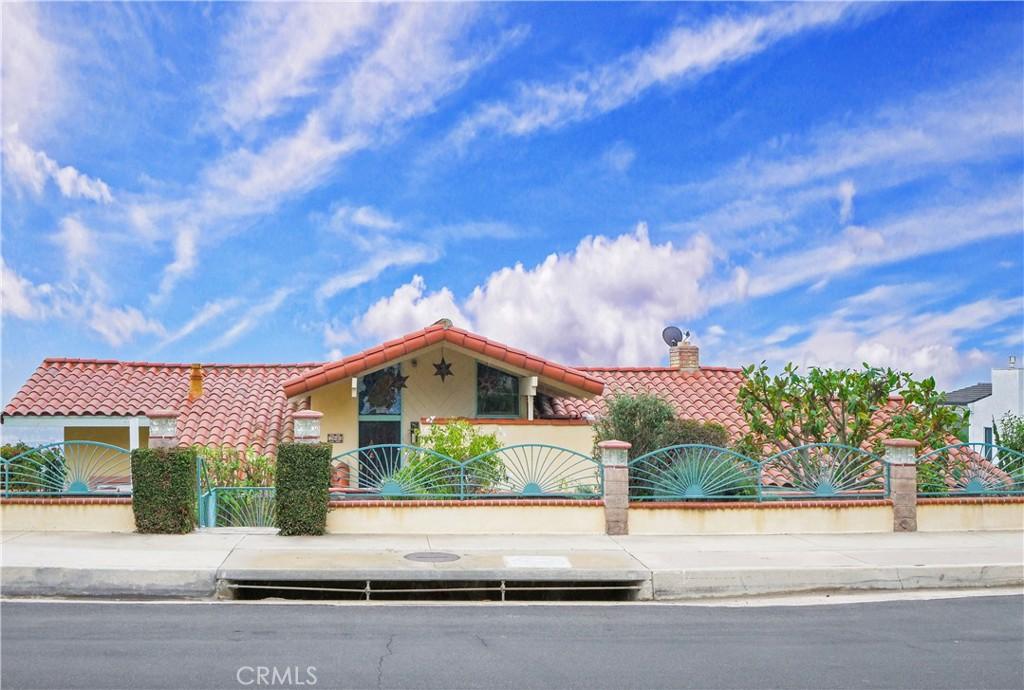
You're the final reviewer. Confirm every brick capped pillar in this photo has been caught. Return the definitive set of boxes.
[599,440,631,535]
[884,438,920,532]
[148,409,179,449]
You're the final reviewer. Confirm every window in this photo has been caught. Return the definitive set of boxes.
[984,426,993,460]
[476,363,519,417]
[358,366,404,417]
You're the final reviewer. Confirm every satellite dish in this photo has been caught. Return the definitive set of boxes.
[662,326,684,347]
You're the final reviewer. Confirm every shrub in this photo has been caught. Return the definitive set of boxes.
[412,421,504,494]
[275,442,330,536]
[592,393,731,458]
[195,444,276,487]
[131,447,197,534]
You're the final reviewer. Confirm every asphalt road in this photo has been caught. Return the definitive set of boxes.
[2,596,1022,690]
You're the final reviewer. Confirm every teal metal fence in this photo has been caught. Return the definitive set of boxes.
[196,456,276,527]
[330,443,601,500]
[628,443,887,502]
[916,443,1024,497]
[2,441,132,497]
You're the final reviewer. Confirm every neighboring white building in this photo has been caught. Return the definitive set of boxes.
[944,357,1024,444]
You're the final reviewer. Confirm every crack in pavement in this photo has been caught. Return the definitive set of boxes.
[376,634,394,689]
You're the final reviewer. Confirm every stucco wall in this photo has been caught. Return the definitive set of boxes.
[968,367,1024,443]
[326,501,605,534]
[0,501,136,532]
[628,502,894,535]
[309,379,359,457]
[422,420,596,457]
[917,499,1024,532]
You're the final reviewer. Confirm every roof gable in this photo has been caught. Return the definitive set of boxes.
[282,323,605,398]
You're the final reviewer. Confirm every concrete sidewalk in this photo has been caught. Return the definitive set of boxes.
[1,530,1021,600]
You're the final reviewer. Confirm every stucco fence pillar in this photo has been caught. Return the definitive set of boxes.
[884,438,921,532]
[598,440,631,535]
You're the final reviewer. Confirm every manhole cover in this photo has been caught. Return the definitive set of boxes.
[404,551,460,563]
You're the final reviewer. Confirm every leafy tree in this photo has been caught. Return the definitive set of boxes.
[993,413,1024,454]
[737,362,966,455]
[592,392,731,458]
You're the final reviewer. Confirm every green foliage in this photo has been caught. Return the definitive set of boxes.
[195,444,275,487]
[419,420,502,460]
[994,413,1024,454]
[2,444,67,493]
[409,421,504,494]
[131,447,197,534]
[592,393,731,458]
[994,413,1024,479]
[275,442,330,536]
[737,362,966,453]
[1,443,31,460]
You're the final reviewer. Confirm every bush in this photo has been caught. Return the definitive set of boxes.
[414,421,503,494]
[131,447,197,534]
[194,444,276,487]
[275,442,330,536]
[592,393,731,458]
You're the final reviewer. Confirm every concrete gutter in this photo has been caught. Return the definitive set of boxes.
[1,531,1020,601]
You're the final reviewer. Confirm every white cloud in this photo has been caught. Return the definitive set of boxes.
[1,4,66,137]
[317,245,440,302]
[837,180,855,224]
[353,275,468,344]
[145,4,510,303]
[341,223,718,366]
[738,189,1021,301]
[447,3,865,149]
[151,227,199,305]
[326,204,401,235]
[206,287,294,351]
[210,4,383,132]
[88,304,165,347]
[602,141,636,173]
[3,132,113,203]
[1,260,54,320]
[156,298,242,350]
[762,325,802,345]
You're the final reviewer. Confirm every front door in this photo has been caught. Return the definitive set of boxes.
[357,421,401,487]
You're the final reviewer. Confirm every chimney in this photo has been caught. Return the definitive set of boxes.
[669,343,699,372]
[188,363,204,401]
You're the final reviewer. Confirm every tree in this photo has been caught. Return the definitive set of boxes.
[737,362,966,455]
[592,392,730,458]
[994,413,1024,454]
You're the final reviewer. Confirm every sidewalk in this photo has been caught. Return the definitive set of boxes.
[1,530,1021,600]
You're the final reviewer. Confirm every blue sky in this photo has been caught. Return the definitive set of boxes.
[2,2,1022,401]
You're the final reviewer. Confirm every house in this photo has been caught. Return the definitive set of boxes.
[942,357,1024,444]
[1,321,745,464]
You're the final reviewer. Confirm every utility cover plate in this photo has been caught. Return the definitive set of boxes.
[404,551,460,563]
[503,555,571,569]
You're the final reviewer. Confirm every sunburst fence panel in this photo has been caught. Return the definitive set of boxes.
[916,443,1024,497]
[2,441,132,496]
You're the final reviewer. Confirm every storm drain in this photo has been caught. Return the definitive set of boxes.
[223,579,643,602]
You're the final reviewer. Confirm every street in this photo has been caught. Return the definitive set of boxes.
[2,595,1022,689]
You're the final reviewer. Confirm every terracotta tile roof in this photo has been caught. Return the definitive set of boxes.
[537,366,749,438]
[2,358,321,456]
[283,323,605,398]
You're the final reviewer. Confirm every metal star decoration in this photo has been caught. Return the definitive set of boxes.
[432,357,453,382]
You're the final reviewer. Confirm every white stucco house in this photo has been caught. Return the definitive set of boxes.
[943,357,1024,444]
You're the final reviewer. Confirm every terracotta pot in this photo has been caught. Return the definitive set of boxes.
[331,463,351,489]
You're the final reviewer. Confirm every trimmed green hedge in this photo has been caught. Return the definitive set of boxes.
[275,442,330,536]
[131,447,197,534]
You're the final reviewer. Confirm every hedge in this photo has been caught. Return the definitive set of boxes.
[275,442,330,536]
[131,447,197,534]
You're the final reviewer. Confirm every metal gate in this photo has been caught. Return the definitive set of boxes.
[196,457,276,528]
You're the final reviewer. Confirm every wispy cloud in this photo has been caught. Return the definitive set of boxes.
[445,3,868,151]
[156,298,243,350]
[3,133,113,203]
[317,245,439,302]
[205,287,294,351]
